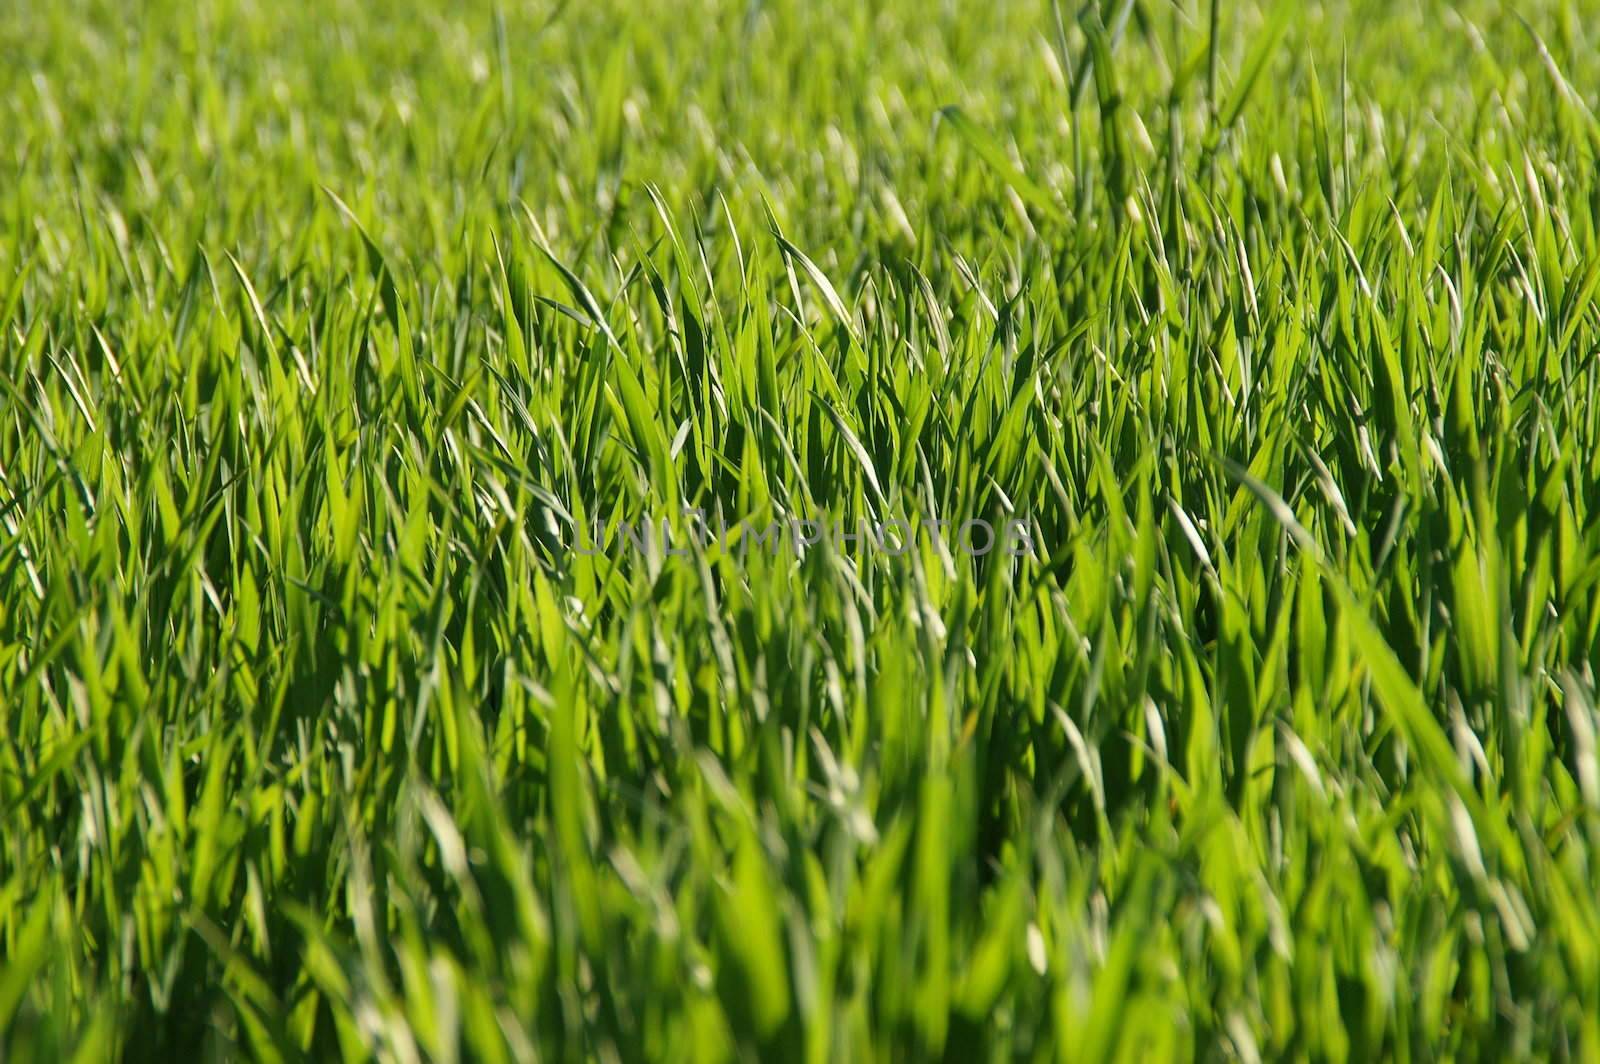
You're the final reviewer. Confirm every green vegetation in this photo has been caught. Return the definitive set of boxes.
[4,0,1600,1058]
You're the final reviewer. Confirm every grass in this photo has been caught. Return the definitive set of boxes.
[3,0,1600,1058]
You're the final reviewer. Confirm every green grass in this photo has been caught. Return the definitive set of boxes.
[4,0,1600,1058]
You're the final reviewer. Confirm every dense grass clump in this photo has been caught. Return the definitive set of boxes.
[4,0,1600,1058]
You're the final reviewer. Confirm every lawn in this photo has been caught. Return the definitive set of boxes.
[3,0,1600,1058]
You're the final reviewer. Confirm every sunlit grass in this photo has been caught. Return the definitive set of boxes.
[3,0,1600,1059]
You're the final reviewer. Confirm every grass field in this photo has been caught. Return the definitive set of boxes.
[4,0,1600,1058]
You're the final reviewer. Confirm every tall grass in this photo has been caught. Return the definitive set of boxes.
[3,0,1600,1058]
